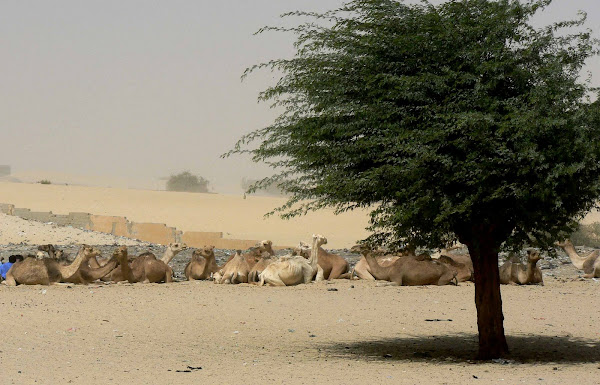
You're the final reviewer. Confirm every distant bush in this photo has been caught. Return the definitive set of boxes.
[39,180,52,185]
[571,223,600,248]
[166,171,209,193]
[241,178,286,196]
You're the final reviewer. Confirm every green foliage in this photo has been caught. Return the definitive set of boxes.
[227,0,600,252]
[166,171,209,193]
[39,180,52,185]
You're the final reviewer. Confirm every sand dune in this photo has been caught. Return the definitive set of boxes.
[0,182,370,248]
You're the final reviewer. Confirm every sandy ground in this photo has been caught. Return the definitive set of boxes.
[0,278,597,385]
[0,182,369,248]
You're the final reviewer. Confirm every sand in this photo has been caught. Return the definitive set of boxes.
[0,279,598,385]
[0,182,370,248]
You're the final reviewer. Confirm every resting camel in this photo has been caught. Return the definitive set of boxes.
[555,239,600,278]
[499,250,543,285]
[361,248,457,286]
[3,245,101,286]
[434,247,473,282]
[185,246,221,280]
[214,250,250,284]
[293,240,350,280]
[109,246,174,283]
[101,243,185,282]
[258,234,323,286]
[248,254,278,283]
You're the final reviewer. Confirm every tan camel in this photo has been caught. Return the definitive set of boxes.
[3,245,101,286]
[100,243,185,281]
[248,254,278,283]
[258,234,323,286]
[61,248,118,285]
[214,250,250,284]
[555,239,600,278]
[109,246,174,283]
[293,240,350,280]
[499,250,544,285]
[184,246,221,281]
[361,248,457,286]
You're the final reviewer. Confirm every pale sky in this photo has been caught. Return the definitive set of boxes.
[1,0,599,193]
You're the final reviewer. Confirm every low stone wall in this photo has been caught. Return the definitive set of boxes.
[0,203,289,249]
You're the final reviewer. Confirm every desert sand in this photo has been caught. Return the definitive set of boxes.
[0,278,598,385]
[0,181,369,248]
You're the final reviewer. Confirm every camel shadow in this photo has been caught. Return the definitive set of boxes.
[322,333,600,364]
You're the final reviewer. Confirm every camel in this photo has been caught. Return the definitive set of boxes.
[258,234,323,286]
[107,246,174,283]
[185,246,221,280]
[361,248,457,286]
[248,254,278,283]
[214,250,250,284]
[499,250,544,285]
[433,247,473,282]
[555,239,600,278]
[100,243,185,282]
[61,248,118,285]
[3,245,101,286]
[292,241,350,280]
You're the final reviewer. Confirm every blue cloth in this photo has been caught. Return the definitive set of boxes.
[0,262,13,279]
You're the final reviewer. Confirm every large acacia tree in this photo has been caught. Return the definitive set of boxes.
[227,0,600,359]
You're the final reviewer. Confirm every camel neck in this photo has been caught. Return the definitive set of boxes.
[561,244,586,269]
[161,248,175,264]
[364,253,389,280]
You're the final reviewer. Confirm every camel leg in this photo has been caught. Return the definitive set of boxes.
[3,272,16,286]
[165,267,173,283]
[314,266,325,282]
[328,264,349,280]
[376,281,400,287]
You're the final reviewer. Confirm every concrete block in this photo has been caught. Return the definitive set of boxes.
[128,222,177,245]
[181,231,223,248]
[90,215,129,237]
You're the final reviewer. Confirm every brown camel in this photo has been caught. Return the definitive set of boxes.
[214,250,250,284]
[555,239,600,278]
[361,248,457,286]
[499,250,543,285]
[3,245,101,286]
[109,246,174,283]
[185,246,221,280]
[292,240,350,280]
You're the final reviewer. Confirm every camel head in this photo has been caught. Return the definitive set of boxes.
[312,234,327,247]
[113,246,128,262]
[555,239,572,248]
[292,242,311,259]
[168,243,188,254]
[35,251,46,259]
[199,245,215,258]
[257,240,274,254]
[37,244,56,254]
[527,249,542,263]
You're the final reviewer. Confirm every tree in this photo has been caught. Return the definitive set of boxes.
[166,171,210,193]
[226,0,600,359]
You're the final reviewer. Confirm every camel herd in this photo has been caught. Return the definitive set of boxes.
[1,235,598,287]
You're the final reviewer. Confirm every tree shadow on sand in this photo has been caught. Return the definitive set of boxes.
[322,334,600,364]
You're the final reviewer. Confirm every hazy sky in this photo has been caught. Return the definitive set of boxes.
[1,0,599,193]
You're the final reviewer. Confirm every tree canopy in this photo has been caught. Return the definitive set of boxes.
[227,0,599,359]
[166,171,210,193]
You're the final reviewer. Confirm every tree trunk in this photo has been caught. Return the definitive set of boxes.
[462,226,509,359]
